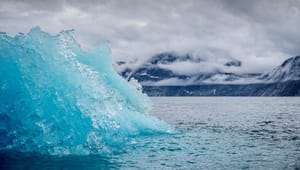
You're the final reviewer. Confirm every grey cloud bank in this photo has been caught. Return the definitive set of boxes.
[0,0,299,74]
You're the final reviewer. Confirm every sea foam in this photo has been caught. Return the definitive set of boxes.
[0,27,173,155]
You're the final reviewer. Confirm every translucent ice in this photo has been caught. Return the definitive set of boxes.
[0,27,173,155]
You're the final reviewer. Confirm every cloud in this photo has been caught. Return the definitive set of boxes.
[158,61,221,75]
[0,0,299,73]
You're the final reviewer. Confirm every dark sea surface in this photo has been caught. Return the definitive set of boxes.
[1,97,300,169]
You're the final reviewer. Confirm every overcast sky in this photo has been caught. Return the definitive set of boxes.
[1,0,300,73]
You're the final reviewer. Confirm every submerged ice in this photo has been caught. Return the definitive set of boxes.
[0,27,173,155]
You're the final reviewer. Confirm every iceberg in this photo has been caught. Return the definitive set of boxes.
[0,27,173,155]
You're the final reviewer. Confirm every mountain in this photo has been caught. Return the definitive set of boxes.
[119,52,261,85]
[116,54,300,96]
[259,56,300,82]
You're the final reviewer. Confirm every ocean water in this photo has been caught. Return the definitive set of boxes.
[1,97,299,169]
[1,28,299,169]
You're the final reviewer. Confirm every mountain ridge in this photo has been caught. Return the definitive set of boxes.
[115,54,300,96]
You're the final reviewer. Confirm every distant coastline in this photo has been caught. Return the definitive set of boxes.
[142,80,300,96]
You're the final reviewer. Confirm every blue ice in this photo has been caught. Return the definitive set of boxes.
[0,27,173,155]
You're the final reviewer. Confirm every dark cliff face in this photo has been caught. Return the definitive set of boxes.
[117,54,300,96]
[225,60,242,67]
[148,52,202,65]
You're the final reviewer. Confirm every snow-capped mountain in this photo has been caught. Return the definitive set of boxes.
[118,53,255,86]
[115,54,300,96]
[117,53,300,86]
[259,56,300,82]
